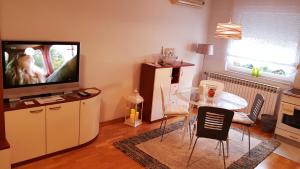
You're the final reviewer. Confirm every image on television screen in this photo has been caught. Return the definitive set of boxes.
[3,42,79,88]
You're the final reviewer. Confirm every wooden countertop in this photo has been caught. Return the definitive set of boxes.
[282,88,300,98]
[4,88,101,112]
[143,61,194,68]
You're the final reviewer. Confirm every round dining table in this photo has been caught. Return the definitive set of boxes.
[176,87,248,111]
[175,87,248,144]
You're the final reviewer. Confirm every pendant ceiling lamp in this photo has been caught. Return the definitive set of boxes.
[215,19,242,40]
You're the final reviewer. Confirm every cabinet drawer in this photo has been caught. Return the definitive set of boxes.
[46,101,80,153]
[275,128,300,142]
[282,95,300,106]
[5,107,46,163]
[80,96,100,144]
[170,84,179,94]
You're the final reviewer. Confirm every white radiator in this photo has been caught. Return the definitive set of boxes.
[206,72,280,116]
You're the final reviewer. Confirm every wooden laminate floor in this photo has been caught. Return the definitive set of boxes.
[15,118,300,169]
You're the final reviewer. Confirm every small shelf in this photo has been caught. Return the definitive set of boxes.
[171,68,180,84]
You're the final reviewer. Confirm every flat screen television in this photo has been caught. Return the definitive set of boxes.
[2,41,80,99]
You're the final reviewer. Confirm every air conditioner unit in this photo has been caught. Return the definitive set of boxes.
[171,0,206,7]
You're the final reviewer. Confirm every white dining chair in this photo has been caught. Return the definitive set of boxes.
[160,85,191,142]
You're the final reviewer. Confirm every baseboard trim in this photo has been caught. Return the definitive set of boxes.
[12,133,99,167]
[100,117,124,127]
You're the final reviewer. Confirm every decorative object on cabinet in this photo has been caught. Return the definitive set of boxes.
[125,89,144,127]
[215,19,242,40]
[171,0,205,7]
[139,62,195,122]
[160,47,178,66]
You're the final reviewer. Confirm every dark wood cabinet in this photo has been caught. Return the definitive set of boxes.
[139,62,195,122]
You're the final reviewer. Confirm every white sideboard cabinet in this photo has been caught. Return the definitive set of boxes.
[4,88,101,165]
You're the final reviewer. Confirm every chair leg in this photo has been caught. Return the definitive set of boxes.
[248,127,251,156]
[187,137,199,167]
[226,139,229,157]
[221,141,226,169]
[242,125,245,141]
[159,117,164,129]
[189,123,196,149]
[218,141,222,156]
[188,121,192,141]
[215,141,220,150]
[160,117,168,142]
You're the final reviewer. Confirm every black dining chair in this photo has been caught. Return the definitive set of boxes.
[187,106,234,169]
[232,93,264,156]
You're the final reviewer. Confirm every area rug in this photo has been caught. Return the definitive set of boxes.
[114,121,280,169]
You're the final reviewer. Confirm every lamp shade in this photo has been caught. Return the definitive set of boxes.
[215,21,242,40]
[196,44,214,55]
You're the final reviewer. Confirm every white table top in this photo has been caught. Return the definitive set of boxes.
[176,87,248,111]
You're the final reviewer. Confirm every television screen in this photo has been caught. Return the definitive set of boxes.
[2,41,80,89]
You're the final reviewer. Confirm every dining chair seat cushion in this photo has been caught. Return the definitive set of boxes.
[232,112,254,125]
[164,104,189,116]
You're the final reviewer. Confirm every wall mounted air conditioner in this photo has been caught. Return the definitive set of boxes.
[171,0,206,7]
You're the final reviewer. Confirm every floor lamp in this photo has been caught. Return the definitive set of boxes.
[196,44,214,79]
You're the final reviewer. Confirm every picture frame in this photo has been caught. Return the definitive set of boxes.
[171,0,205,7]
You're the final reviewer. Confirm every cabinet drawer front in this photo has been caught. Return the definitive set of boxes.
[46,101,80,153]
[151,68,172,121]
[282,95,300,105]
[170,84,179,95]
[179,66,194,90]
[275,128,300,142]
[5,107,46,163]
[80,96,100,144]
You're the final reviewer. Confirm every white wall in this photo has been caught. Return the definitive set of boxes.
[206,0,299,89]
[0,0,211,121]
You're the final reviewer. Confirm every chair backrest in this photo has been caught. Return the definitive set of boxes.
[199,80,224,95]
[196,106,234,141]
[160,85,166,113]
[248,94,265,122]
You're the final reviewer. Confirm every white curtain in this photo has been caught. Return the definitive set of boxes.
[226,0,300,82]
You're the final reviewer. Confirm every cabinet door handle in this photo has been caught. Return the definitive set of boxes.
[49,106,61,110]
[29,109,43,114]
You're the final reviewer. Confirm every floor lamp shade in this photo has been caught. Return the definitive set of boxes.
[215,22,242,40]
[196,44,214,55]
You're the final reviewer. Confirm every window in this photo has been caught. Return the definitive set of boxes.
[49,45,77,71]
[32,49,47,73]
[226,1,300,82]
